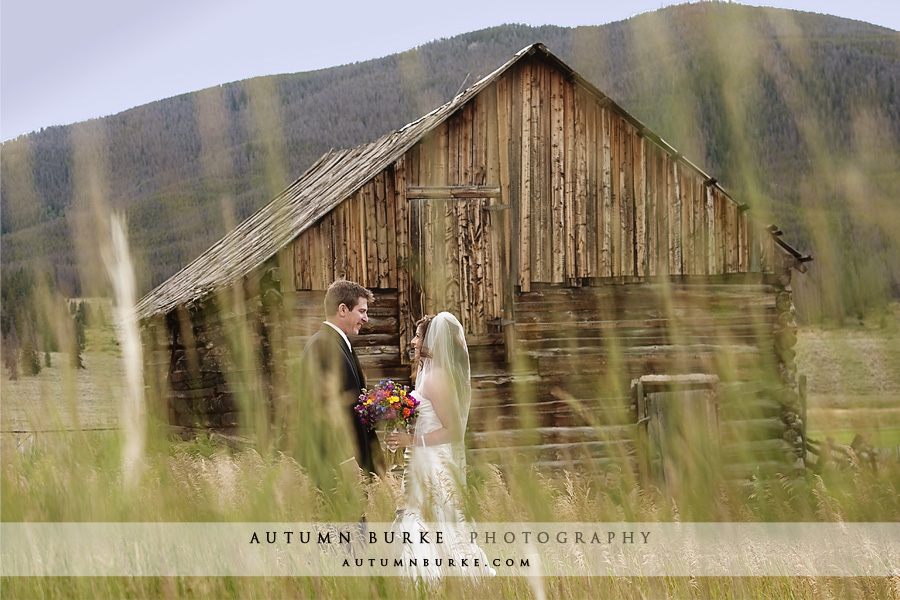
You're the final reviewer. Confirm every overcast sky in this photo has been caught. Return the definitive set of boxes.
[2,0,897,141]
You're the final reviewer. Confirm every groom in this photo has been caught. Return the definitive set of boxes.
[301,279,382,477]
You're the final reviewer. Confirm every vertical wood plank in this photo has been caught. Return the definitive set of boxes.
[422,199,436,313]
[635,132,647,278]
[600,106,612,277]
[541,63,552,283]
[374,171,390,287]
[622,120,635,277]
[495,75,516,360]
[408,142,421,187]
[719,192,728,274]
[448,115,460,186]
[363,181,377,287]
[658,149,669,275]
[384,168,398,287]
[308,218,322,291]
[456,200,470,329]
[550,68,566,283]
[574,85,588,279]
[739,209,748,273]
[519,61,532,291]
[474,200,488,333]
[476,96,488,186]
[563,77,576,280]
[346,193,358,283]
[705,184,715,274]
[508,68,522,297]
[532,62,547,283]
[460,104,473,185]
[438,122,449,187]
[332,202,347,279]
[445,200,460,315]
[356,188,367,286]
[324,212,335,288]
[610,114,622,277]
[485,83,499,188]
[691,177,707,275]
[672,162,683,275]
[726,200,736,273]
[394,157,411,364]
[646,145,658,277]
[293,236,304,290]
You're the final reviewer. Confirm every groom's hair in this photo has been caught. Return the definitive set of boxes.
[324,280,374,316]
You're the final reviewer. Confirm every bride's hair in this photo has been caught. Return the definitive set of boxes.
[416,314,466,373]
[415,315,434,363]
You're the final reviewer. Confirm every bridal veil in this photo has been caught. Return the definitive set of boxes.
[416,311,471,465]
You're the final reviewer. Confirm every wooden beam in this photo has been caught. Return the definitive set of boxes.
[406,185,502,199]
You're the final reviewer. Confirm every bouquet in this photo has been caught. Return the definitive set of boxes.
[353,380,419,433]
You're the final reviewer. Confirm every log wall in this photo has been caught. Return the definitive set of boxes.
[465,277,796,477]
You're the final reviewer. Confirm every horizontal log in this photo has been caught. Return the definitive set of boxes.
[172,394,238,416]
[529,456,640,475]
[350,334,400,347]
[470,425,638,447]
[468,439,636,461]
[169,387,217,400]
[169,370,225,388]
[406,185,501,199]
[518,331,770,351]
[719,417,787,442]
[720,438,794,462]
[356,345,401,358]
[513,308,776,328]
[723,460,798,481]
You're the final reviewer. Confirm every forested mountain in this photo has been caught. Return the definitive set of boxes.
[2,3,899,320]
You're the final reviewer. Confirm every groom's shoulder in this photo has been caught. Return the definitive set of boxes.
[302,325,340,355]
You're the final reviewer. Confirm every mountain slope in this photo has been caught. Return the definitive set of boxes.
[2,4,899,319]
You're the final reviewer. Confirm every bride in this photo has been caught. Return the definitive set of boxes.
[385,312,495,581]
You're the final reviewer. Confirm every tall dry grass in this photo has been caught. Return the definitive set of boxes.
[4,7,900,597]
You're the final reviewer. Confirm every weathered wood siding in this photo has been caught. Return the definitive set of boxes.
[143,50,803,477]
[498,57,771,289]
[289,54,776,344]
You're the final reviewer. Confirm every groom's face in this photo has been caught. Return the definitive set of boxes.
[336,297,369,336]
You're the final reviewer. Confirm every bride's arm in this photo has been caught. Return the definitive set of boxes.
[387,367,462,450]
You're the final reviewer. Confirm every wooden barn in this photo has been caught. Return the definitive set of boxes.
[136,44,811,484]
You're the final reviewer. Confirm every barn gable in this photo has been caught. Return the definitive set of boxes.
[139,44,810,482]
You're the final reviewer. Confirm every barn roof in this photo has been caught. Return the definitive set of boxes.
[134,43,798,321]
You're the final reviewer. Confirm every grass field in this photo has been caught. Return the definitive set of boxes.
[796,304,900,450]
[2,303,899,598]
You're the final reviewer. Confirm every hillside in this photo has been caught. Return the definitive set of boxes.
[2,3,899,320]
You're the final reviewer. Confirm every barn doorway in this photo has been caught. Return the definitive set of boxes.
[634,374,721,494]
[408,194,508,336]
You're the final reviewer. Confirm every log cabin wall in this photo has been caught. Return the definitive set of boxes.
[465,280,794,479]
[142,297,267,433]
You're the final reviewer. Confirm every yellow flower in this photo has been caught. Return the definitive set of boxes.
[389,396,400,404]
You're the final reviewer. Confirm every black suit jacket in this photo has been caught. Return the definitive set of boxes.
[300,323,380,475]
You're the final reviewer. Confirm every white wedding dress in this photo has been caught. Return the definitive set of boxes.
[393,391,495,581]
